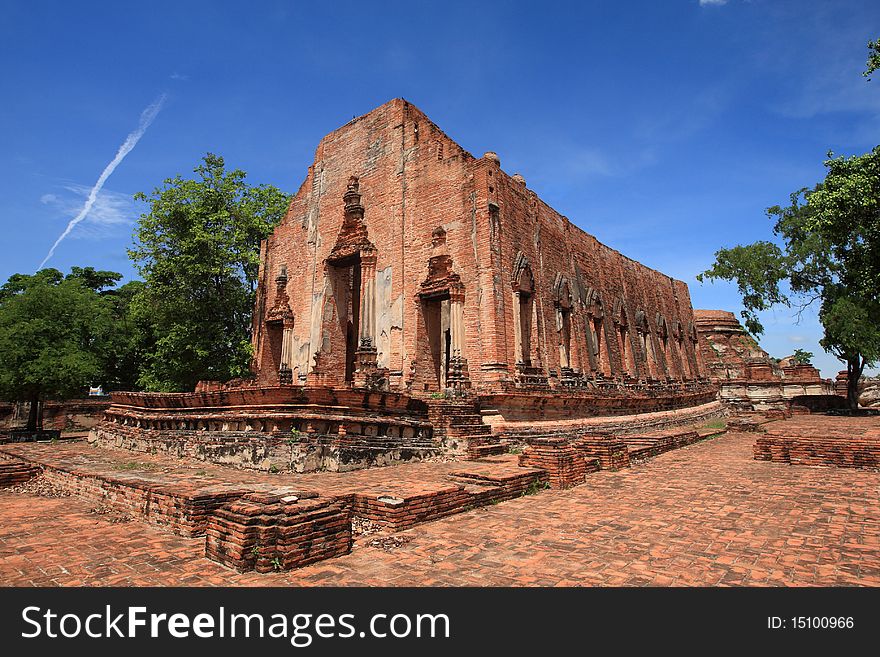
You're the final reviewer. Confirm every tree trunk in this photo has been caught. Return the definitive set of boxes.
[846,357,865,411]
[25,391,41,432]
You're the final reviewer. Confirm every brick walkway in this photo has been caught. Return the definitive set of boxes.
[1,431,878,586]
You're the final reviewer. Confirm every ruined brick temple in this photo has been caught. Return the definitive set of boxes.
[91,99,722,473]
[4,100,868,578]
[693,310,835,412]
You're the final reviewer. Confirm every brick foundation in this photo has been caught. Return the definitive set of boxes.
[572,435,631,471]
[38,466,247,537]
[0,459,41,487]
[624,429,704,460]
[0,443,549,573]
[518,437,597,489]
[206,493,352,572]
[753,415,880,470]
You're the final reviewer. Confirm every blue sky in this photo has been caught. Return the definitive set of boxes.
[2,0,878,377]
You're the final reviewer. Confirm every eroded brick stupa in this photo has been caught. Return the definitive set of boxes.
[92,99,721,472]
[693,309,834,412]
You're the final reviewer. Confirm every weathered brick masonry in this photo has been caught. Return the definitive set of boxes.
[754,415,880,470]
[694,310,835,412]
[1,398,110,433]
[93,99,722,471]
[253,98,710,397]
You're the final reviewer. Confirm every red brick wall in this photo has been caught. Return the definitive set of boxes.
[253,99,706,392]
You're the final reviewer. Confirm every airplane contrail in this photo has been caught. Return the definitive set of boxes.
[38,93,167,269]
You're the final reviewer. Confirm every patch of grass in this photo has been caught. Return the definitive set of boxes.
[701,420,726,430]
[507,446,523,455]
[522,479,551,496]
[271,557,282,571]
[114,461,156,471]
[268,464,279,474]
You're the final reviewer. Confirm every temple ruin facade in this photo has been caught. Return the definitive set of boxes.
[252,99,709,396]
[89,99,722,473]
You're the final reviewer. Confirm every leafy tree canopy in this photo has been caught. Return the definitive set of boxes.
[790,348,814,365]
[698,162,880,408]
[864,37,880,80]
[801,147,880,297]
[0,269,118,429]
[129,153,290,391]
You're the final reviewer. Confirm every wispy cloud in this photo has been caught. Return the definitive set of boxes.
[754,9,880,121]
[170,72,188,81]
[699,0,728,6]
[38,94,166,269]
[40,184,137,239]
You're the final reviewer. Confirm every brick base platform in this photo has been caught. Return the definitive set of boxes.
[5,431,878,586]
[625,427,724,461]
[518,437,599,489]
[754,415,880,470]
[517,424,725,487]
[0,441,546,572]
[206,493,351,572]
[487,399,724,440]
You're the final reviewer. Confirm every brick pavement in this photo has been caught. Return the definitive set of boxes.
[1,431,878,586]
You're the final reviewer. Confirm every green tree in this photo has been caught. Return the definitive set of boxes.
[101,280,151,391]
[864,37,880,80]
[801,147,880,298]
[129,154,290,391]
[700,41,880,410]
[791,348,814,365]
[698,179,880,409]
[0,269,116,430]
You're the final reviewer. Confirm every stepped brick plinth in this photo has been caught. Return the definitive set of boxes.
[571,434,631,471]
[518,436,596,489]
[206,492,352,573]
[0,458,41,487]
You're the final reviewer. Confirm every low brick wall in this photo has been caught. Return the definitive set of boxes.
[206,492,352,573]
[754,436,880,470]
[40,467,247,536]
[5,450,249,537]
[0,459,41,487]
[753,415,880,470]
[348,465,547,530]
[489,400,724,441]
[89,423,439,474]
[1,399,110,433]
[624,429,703,460]
[571,435,631,471]
[518,437,599,489]
[727,417,766,433]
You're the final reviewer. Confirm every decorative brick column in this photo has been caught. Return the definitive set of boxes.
[447,285,470,391]
[354,248,385,388]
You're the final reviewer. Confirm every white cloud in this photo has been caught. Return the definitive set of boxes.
[699,0,728,6]
[40,184,139,239]
[170,72,189,81]
[39,94,165,268]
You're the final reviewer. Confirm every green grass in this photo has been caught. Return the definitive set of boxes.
[701,420,726,430]
[521,479,551,496]
[114,461,156,471]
